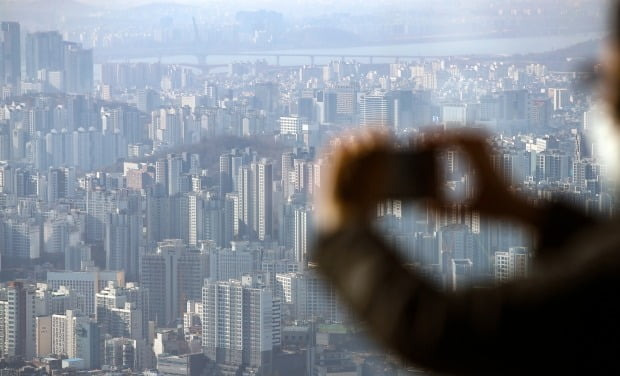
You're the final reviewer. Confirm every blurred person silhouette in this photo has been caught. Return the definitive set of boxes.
[313,3,620,376]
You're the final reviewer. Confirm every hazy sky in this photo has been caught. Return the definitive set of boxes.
[3,0,468,12]
[3,0,609,15]
[1,0,610,35]
[71,0,414,6]
[1,0,454,25]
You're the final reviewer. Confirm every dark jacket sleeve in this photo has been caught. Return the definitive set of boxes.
[313,223,620,375]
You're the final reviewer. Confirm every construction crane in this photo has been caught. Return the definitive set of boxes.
[192,17,201,43]
[192,17,206,66]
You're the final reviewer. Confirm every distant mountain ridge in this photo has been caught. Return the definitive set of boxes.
[1,0,99,30]
[509,38,604,71]
[528,38,604,59]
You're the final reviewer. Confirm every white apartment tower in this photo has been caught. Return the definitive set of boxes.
[254,159,273,241]
[202,278,280,374]
[47,270,125,316]
[5,282,36,360]
[495,247,530,283]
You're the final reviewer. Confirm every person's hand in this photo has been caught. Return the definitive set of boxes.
[316,130,393,234]
[422,130,541,226]
[316,129,543,235]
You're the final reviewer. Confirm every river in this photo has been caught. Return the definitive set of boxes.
[107,32,603,67]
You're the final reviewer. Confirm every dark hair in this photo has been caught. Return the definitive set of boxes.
[613,1,620,41]
[607,2,620,123]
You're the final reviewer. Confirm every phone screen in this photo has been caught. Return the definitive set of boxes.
[382,150,437,199]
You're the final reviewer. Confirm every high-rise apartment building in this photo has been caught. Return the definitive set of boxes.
[34,284,83,317]
[275,271,343,323]
[185,192,203,246]
[253,82,279,112]
[155,158,168,193]
[25,31,63,80]
[63,42,93,95]
[206,247,254,282]
[219,152,233,199]
[495,247,530,283]
[359,92,394,128]
[240,165,254,237]
[104,209,141,281]
[96,282,149,340]
[46,167,67,202]
[47,270,125,316]
[104,337,137,371]
[0,22,21,88]
[2,217,41,259]
[202,196,225,247]
[500,90,529,124]
[137,88,160,114]
[548,88,570,111]
[167,154,183,196]
[528,98,552,129]
[202,277,280,375]
[451,259,474,291]
[51,310,100,369]
[140,239,207,326]
[237,158,273,241]
[35,316,52,357]
[281,152,295,200]
[254,159,273,241]
[438,224,485,274]
[86,188,118,243]
[0,300,6,358]
[4,281,36,360]
[279,115,305,135]
[318,91,337,124]
[392,89,413,130]
[294,206,313,265]
[146,188,171,246]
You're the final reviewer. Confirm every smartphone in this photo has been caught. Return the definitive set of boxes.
[380,149,437,199]
[336,148,438,202]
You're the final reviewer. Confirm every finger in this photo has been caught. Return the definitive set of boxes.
[358,127,390,150]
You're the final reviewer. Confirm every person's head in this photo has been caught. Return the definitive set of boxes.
[602,1,620,123]
[584,2,620,183]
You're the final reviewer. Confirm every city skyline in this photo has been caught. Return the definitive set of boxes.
[0,1,616,374]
